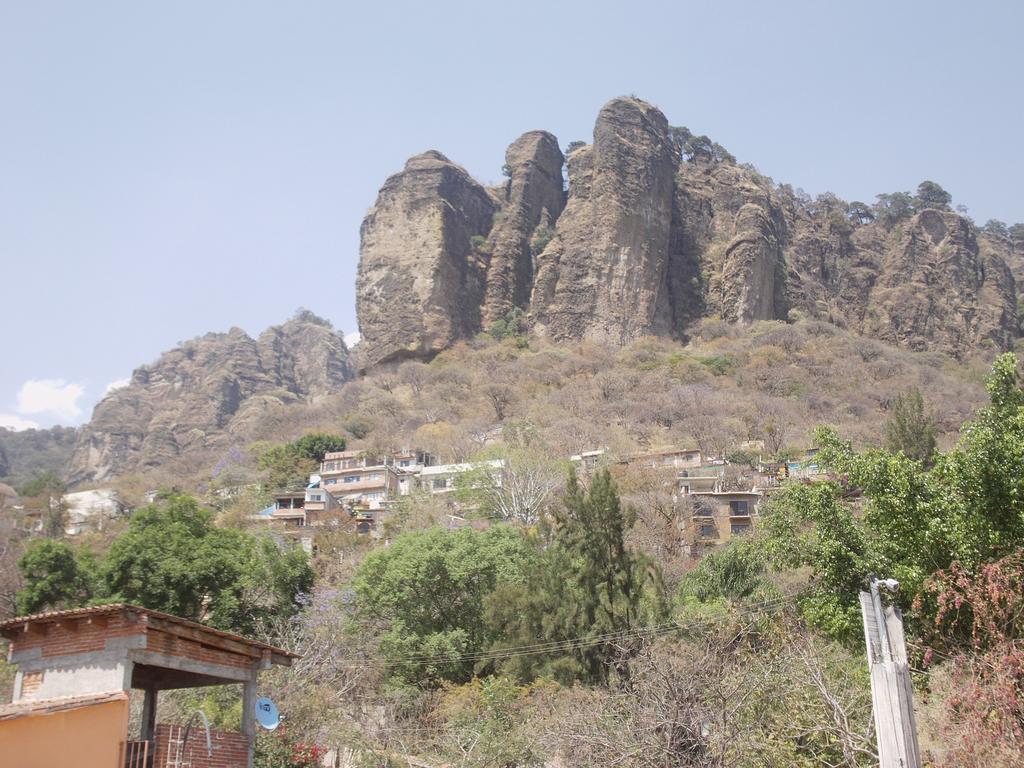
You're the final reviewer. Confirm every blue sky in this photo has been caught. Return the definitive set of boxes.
[2,0,1022,429]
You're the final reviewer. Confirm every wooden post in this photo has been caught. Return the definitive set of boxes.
[140,684,158,743]
[860,578,922,768]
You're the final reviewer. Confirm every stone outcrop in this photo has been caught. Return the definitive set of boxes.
[352,96,1018,362]
[674,161,787,327]
[858,210,1017,355]
[69,312,352,483]
[531,98,678,343]
[356,151,496,369]
[482,131,565,326]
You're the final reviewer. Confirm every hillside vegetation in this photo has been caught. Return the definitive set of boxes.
[95,318,992,504]
[7,352,1024,766]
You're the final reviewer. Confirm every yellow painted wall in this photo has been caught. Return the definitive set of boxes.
[0,699,128,768]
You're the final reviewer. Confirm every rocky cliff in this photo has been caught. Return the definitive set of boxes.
[69,311,353,483]
[356,151,497,369]
[356,96,1018,363]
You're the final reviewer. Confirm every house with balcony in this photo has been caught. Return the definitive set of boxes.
[418,459,506,495]
[302,476,343,524]
[685,490,762,553]
[319,451,400,506]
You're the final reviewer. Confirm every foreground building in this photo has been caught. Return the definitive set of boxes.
[0,604,295,768]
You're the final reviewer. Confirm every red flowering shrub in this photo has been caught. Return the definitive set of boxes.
[254,727,325,768]
[916,551,1024,767]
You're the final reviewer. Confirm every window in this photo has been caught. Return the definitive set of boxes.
[343,475,360,484]
[432,478,448,490]
[699,523,717,538]
[729,500,750,516]
[731,523,751,535]
[400,460,411,467]
[308,493,323,502]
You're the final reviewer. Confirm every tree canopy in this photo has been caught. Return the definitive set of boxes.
[17,494,312,634]
[257,432,346,491]
[353,525,535,683]
[763,353,1024,642]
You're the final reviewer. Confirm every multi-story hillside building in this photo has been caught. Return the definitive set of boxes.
[318,450,400,508]
[684,489,761,554]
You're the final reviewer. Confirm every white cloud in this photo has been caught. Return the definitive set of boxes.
[16,379,85,423]
[104,378,131,395]
[0,413,40,431]
[344,330,361,348]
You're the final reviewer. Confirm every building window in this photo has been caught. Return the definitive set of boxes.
[699,523,717,538]
[729,500,750,516]
[432,478,448,490]
[731,523,751,535]
[400,460,410,467]
[344,475,360,484]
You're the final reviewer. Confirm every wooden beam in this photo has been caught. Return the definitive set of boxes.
[146,617,262,660]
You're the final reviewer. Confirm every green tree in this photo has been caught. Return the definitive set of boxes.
[257,433,346,491]
[873,191,915,226]
[17,494,312,634]
[487,470,661,684]
[488,308,527,342]
[18,471,65,498]
[101,495,311,633]
[676,539,771,605]
[1009,222,1024,251]
[16,539,96,614]
[763,353,1024,641]
[353,525,535,683]
[884,388,937,464]
[915,180,952,211]
[982,219,1010,239]
[564,140,587,156]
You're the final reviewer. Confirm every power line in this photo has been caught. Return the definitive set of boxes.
[325,592,800,670]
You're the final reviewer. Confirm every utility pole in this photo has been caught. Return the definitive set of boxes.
[859,576,922,768]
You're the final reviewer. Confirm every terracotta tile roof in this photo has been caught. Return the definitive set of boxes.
[0,691,128,721]
[0,603,297,658]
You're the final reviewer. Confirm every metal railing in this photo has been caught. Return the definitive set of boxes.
[123,740,150,768]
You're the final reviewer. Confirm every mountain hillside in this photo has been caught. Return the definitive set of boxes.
[0,426,78,489]
[69,311,353,484]
[357,96,1020,368]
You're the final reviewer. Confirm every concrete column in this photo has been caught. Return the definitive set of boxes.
[140,685,158,742]
[242,673,257,768]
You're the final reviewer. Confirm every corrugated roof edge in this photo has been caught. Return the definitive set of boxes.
[0,603,298,658]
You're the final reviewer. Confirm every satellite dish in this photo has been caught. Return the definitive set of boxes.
[255,697,280,731]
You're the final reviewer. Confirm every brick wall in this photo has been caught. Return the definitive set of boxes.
[10,614,142,658]
[153,723,250,768]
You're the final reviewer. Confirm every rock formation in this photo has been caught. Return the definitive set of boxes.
[356,151,496,369]
[69,312,353,483]
[356,95,1018,363]
[531,98,678,343]
[482,131,565,326]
